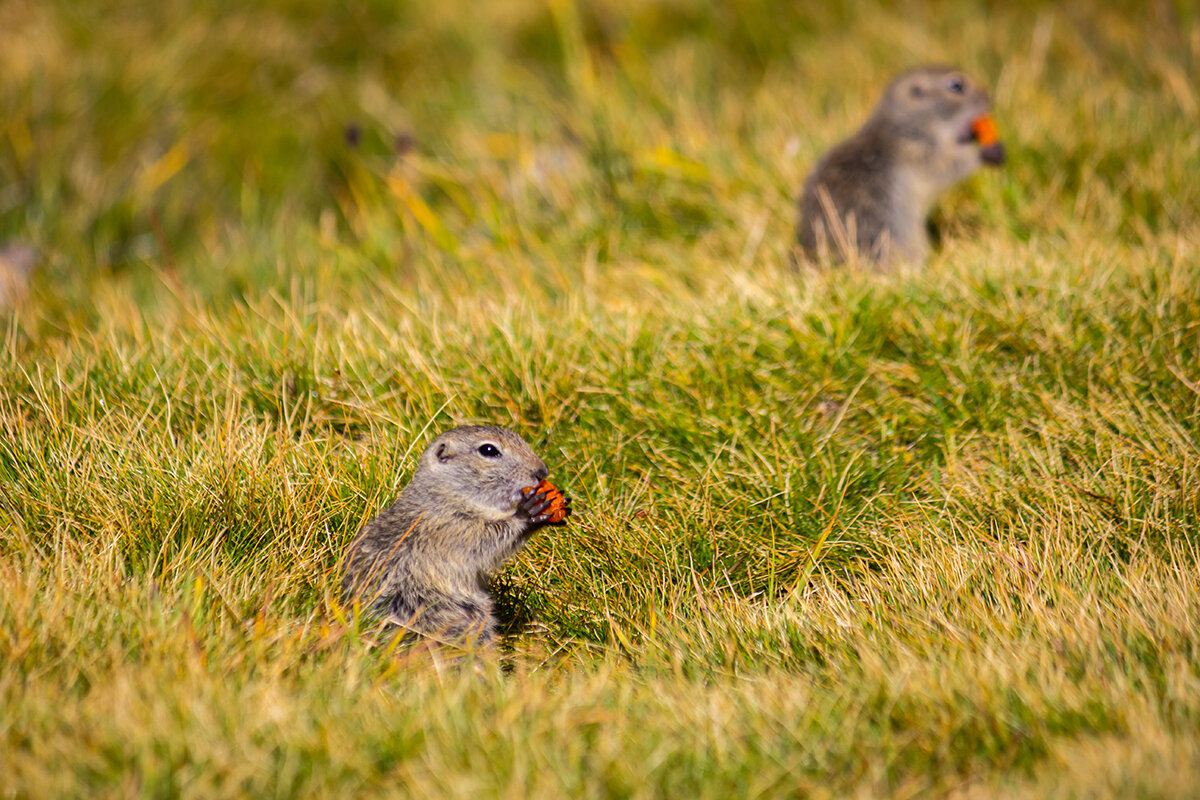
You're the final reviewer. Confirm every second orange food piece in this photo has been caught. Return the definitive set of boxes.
[971,114,1000,147]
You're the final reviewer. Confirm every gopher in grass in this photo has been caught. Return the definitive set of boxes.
[0,242,36,306]
[341,425,571,646]
[796,65,1006,266]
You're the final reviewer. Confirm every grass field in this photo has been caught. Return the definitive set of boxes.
[2,0,1199,796]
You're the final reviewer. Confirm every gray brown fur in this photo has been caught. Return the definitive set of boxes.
[340,425,568,646]
[0,242,36,306]
[796,66,1005,266]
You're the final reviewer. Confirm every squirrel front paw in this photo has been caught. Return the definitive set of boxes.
[519,479,572,525]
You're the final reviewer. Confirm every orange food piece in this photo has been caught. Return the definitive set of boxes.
[971,115,1000,147]
[522,479,571,523]
[522,479,556,497]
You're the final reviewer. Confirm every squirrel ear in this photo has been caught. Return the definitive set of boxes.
[436,442,451,462]
[909,83,924,98]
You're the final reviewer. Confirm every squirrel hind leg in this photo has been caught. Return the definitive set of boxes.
[396,598,497,648]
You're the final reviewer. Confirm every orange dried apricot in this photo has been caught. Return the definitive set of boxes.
[521,479,571,524]
[971,115,1000,147]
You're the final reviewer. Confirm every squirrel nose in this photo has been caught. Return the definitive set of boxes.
[532,464,549,483]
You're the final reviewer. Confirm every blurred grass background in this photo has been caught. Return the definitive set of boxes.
[1,0,1199,797]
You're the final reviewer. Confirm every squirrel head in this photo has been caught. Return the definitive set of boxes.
[872,65,1004,178]
[413,425,550,520]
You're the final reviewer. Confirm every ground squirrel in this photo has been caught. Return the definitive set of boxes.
[340,425,571,646]
[796,65,1006,266]
[0,242,36,306]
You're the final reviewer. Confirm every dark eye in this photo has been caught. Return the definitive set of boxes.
[478,444,501,458]
[947,76,965,93]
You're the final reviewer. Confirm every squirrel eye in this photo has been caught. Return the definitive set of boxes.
[947,77,965,93]
[477,443,501,458]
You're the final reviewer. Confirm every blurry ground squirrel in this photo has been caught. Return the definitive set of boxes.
[341,425,571,646]
[796,65,1006,266]
[0,242,36,306]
